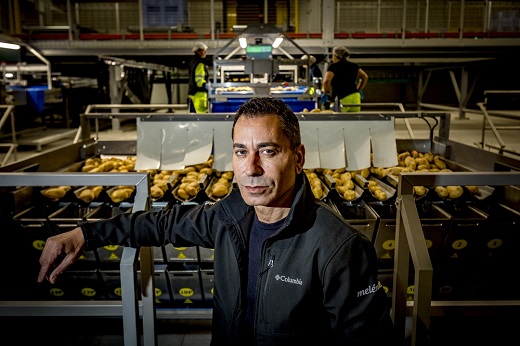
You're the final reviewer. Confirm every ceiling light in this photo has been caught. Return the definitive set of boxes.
[239,37,247,49]
[0,42,21,50]
[272,37,283,49]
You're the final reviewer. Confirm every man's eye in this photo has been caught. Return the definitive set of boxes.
[235,149,246,156]
[261,148,275,155]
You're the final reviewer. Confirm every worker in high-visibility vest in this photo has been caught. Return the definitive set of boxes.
[188,42,209,113]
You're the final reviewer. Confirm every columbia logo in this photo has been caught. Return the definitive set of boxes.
[275,274,303,285]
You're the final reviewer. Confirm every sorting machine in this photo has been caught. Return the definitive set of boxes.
[208,24,319,113]
[1,109,519,345]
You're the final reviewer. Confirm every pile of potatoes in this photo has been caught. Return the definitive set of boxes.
[304,170,326,200]
[41,186,72,201]
[174,158,214,201]
[77,186,104,203]
[109,186,135,203]
[319,168,359,201]
[81,156,136,173]
[145,170,177,199]
[209,171,234,199]
[366,180,388,201]
[370,150,478,199]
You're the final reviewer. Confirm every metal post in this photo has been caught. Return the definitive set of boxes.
[264,0,268,23]
[139,0,144,41]
[459,0,465,40]
[322,0,334,46]
[115,2,121,34]
[66,0,73,42]
[108,65,122,131]
[402,0,407,40]
[121,247,141,346]
[459,67,468,120]
[210,0,215,40]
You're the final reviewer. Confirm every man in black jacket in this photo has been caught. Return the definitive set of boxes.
[39,97,395,345]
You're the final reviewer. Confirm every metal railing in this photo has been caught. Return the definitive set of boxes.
[393,171,520,345]
[0,172,156,346]
[420,89,520,156]
[0,105,17,166]
[477,90,520,155]
[8,1,520,42]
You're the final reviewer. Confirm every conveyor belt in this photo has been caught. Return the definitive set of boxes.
[16,128,78,152]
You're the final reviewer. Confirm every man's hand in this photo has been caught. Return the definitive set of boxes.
[38,227,86,284]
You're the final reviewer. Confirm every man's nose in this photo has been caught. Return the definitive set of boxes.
[244,154,263,176]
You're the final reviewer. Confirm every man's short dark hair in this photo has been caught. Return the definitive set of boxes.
[232,97,301,150]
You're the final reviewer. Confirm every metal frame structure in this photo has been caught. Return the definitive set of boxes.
[477,90,520,155]
[0,172,157,346]
[393,171,520,345]
[0,105,17,166]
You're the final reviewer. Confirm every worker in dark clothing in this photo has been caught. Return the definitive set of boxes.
[322,46,368,112]
[301,54,322,80]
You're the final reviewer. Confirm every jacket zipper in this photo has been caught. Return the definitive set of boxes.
[252,250,275,342]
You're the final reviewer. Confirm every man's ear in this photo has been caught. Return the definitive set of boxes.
[295,144,305,174]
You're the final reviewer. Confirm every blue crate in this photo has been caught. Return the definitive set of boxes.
[283,99,316,112]
[210,99,248,113]
[8,85,48,112]
[210,98,316,113]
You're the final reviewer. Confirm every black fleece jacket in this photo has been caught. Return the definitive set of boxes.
[81,173,395,345]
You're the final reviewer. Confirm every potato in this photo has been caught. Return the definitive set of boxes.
[446,185,463,199]
[185,185,198,196]
[343,179,354,190]
[180,166,196,174]
[82,164,96,172]
[413,186,427,196]
[466,186,480,195]
[435,186,449,198]
[359,168,370,179]
[110,189,130,203]
[433,156,447,170]
[404,156,416,170]
[374,189,387,201]
[306,172,318,180]
[154,182,169,191]
[310,178,322,188]
[343,189,357,201]
[78,189,95,203]
[340,172,352,183]
[177,188,190,200]
[151,185,164,198]
[199,167,213,175]
[312,186,323,199]
[212,183,229,197]
[85,158,101,166]
[221,171,234,180]
[92,186,103,198]
[369,184,381,193]
[42,187,67,200]
[336,185,348,196]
